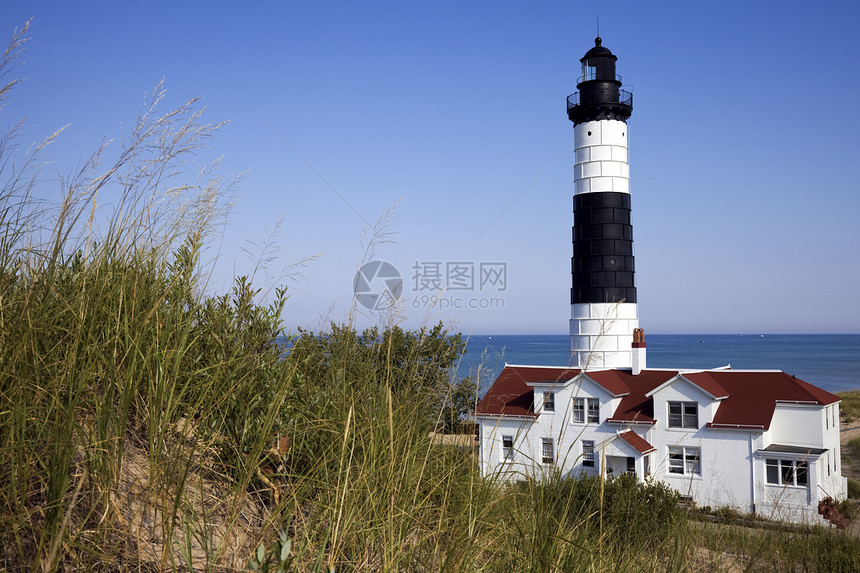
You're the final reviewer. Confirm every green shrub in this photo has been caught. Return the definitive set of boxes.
[848,436,860,460]
[848,477,860,500]
[837,390,860,422]
[499,473,685,571]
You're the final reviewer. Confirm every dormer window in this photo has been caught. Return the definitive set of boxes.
[573,397,599,424]
[668,401,698,429]
[543,392,555,412]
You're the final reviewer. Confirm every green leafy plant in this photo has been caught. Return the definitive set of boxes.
[248,529,294,573]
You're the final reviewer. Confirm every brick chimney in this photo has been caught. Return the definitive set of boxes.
[631,328,646,375]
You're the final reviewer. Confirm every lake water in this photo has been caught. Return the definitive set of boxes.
[455,334,860,395]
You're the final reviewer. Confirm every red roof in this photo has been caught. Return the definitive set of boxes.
[691,370,841,429]
[580,369,641,396]
[476,365,840,430]
[617,430,656,455]
[474,365,580,418]
[589,370,677,424]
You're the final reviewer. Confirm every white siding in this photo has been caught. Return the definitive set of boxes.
[769,404,824,448]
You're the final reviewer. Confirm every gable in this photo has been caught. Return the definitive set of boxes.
[573,373,621,399]
[475,365,580,418]
[646,374,726,403]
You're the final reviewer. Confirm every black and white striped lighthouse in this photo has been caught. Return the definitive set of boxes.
[567,37,638,369]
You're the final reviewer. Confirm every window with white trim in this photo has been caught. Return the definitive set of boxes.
[582,440,595,467]
[765,459,808,487]
[668,446,701,476]
[541,438,554,465]
[543,392,555,412]
[587,398,599,422]
[573,397,599,424]
[667,401,698,429]
[502,435,514,460]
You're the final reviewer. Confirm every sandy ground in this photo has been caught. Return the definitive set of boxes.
[838,420,860,537]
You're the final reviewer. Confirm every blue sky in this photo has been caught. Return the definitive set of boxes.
[4,1,859,335]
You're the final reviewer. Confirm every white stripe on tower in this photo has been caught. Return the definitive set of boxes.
[567,37,638,369]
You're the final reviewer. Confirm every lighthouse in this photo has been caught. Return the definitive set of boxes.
[475,36,848,526]
[567,37,638,369]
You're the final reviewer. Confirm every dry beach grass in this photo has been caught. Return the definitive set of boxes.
[2,21,860,571]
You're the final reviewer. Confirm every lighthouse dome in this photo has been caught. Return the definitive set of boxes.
[581,36,617,62]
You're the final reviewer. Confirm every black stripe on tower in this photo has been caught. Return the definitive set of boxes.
[570,192,636,304]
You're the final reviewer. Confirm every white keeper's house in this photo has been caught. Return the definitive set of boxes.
[474,38,848,525]
[474,360,846,524]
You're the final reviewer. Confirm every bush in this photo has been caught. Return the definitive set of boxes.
[837,390,860,422]
[503,472,684,571]
[848,477,860,500]
[848,436,860,460]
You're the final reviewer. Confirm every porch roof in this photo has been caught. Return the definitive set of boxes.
[616,430,656,455]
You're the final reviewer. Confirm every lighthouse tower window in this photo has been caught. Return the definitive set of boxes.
[582,62,598,81]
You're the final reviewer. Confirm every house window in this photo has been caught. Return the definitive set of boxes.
[587,398,599,423]
[668,446,701,476]
[766,459,808,487]
[644,454,651,476]
[502,435,514,460]
[543,392,555,412]
[626,457,636,474]
[573,398,599,424]
[668,401,698,429]
[541,438,554,465]
[582,440,595,467]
